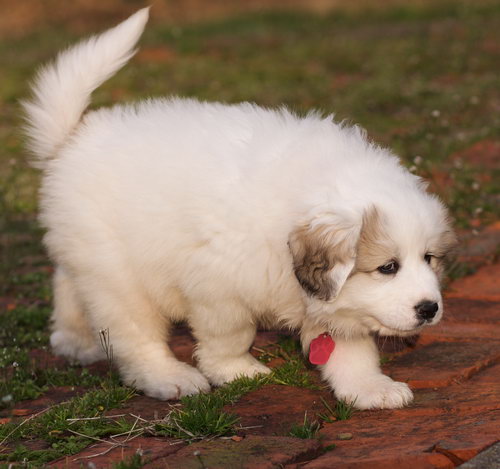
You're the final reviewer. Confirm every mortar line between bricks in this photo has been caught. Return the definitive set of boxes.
[433,445,468,466]
[142,443,185,466]
[460,353,500,383]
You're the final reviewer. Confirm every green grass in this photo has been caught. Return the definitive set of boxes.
[318,397,357,423]
[0,384,136,465]
[289,412,321,439]
[154,393,240,441]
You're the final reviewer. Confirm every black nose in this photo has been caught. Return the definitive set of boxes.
[415,301,439,322]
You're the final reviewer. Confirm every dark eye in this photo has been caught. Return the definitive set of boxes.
[377,260,399,275]
[424,253,432,264]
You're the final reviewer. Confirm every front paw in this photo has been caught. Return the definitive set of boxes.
[335,375,413,410]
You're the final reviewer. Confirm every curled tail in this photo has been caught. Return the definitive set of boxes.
[22,8,149,168]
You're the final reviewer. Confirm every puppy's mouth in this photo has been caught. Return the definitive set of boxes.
[362,317,426,337]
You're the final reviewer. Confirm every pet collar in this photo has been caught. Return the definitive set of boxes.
[309,333,335,365]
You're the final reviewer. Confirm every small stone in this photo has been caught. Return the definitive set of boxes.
[337,432,353,440]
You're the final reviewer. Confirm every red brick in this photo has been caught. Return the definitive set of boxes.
[302,408,497,469]
[168,323,197,365]
[442,298,500,324]
[447,263,500,301]
[299,453,454,469]
[1,386,86,420]
[50,436,183,468]
[472,362,500,384]
[147,435,321,469]
[412,382,500,414]
[104,394,178,422]
[223,384,329,436]
[383,341,500,389]
[417,323,499,344]
[416,297,500,343]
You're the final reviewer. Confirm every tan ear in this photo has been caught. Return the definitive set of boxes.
[433,227,459,278]
[289,218,359,301]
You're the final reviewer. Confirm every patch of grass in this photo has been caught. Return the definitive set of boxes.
[0,301,102,407]
[289,412,321,439]
[318,397,357,423]
[256,335,319,388]
[0,383,136,465]
[379,354,392,366]
[267,336,319,389]
[0,304,50,349]
[271,359,318,389]
[155,392,239,441]
[0,354,102,409]
[216,373,271,403]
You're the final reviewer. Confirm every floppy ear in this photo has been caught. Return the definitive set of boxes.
[289,215,360,301]
[432,227,458,279]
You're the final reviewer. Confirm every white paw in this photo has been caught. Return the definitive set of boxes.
[50,330,105,365]
[131,362,211,400]
[199,354,271,386]
[335,375,413,410]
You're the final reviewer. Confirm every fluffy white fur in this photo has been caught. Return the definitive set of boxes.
[23,9,456,408]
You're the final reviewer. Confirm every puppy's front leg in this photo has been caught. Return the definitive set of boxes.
[190,302,271,385]
[321,335,413,409]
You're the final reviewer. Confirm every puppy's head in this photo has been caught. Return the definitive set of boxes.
[290,199,457,337]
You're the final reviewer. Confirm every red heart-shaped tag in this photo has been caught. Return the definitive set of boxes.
[309,333,335,365]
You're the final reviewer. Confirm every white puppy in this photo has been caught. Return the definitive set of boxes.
[23,9,456,409]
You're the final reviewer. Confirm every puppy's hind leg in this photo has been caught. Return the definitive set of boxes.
[78,269,210,400]
[50,266,105,365]
[191,301,271,386]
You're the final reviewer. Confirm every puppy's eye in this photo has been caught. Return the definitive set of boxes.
[424,253,433,264]
[377,260,399,275]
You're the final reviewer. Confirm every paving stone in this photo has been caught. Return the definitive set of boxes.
[418,322,500,344]
[412,381,500,414]
[472,362,500,384]
[145,435,322,469]
[106,394,179,422]
[416,297,500,344]
[223,384,330,436]
[458,441,500,469]
[0,386,85,420]
[301,407,498,468]
[384,340,500,389]
[49,436,184,468]
[447,263,500,301]
[169,323,197,365]
[443,298,500,324]
[294,453,455,469]
[299,368,500,469]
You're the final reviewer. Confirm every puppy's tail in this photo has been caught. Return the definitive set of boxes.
[22,8,149,169]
